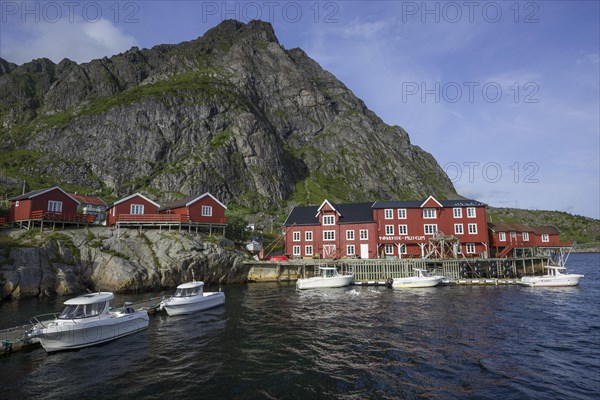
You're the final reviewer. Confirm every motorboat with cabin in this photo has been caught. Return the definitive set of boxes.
[159,281,225,316]
[389,268,443,288]
[520,265,584,287]
[27,292,149,353]
[296,267,353,290]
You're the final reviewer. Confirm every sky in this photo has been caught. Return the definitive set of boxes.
[1,1,599,219]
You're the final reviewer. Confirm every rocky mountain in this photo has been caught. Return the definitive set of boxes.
[0,20,457,212]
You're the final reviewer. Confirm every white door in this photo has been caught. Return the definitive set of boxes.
[360,244,369,259]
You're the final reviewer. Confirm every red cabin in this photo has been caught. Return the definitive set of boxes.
[106,193,160,226]
[159,193,227,225]
[10,187,80,222]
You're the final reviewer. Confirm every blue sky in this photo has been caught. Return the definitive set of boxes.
[1,1,599,218]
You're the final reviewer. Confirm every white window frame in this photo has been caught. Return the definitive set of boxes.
[499,232,506,242]
[467,207,476,218]
[201,205,212,217]
[541,234,549,243]
[323,230,335,241]
[130,204,144,214]
[423,208,437,219]
[385,225,394,235]
[398,224,408,235]
[15,201,19,207]
[292,231,301,242]
[292,245,301,256]
[48,200,63,213]
[360,229,368,240]
[385,244,394,255]
[346,230,355,240]
[454,224,464,234]
[468,223,477,234]
[322,215,335,225]
[453,208,462,218]
[424,224,438,235]
[347,245,355,256]
[305,231,313,241]
[466,243,476,254]
[397,208,407,219]
[384,209,393,219]
[523,232,529,241]
[305,245,313,256]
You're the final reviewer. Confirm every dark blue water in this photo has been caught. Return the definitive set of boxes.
[1,253,599,399]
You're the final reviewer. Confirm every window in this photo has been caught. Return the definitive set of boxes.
[510,232,517,241]
[201,205,212,216]
[292,232,300,242]
[305,245,313,256]
[454,224,464,234]
[346,230,355,240]
[398,209,407,219]
[453,208,462,218]
[323,230,335,241]
[399,244,407,254]
[423,208,436,219]
[499,232,506,241]
[398,225,408,235]
[424,224,438,235]
[466,243,476,254]
[292,246,301,256]
[385,244,394,255]
[15,201,19,207]
[541,234,549,243]
[130,204,144,214]
[467,207,476,218]
[323,215,335,225]
[523,232,529,241]
[305,231,313,241]
[347,245,355,256]
[48,201,63,213]
[385,225,394,235]
[384,209,393,219]
[468,223,477,234]
[360,229,368,240]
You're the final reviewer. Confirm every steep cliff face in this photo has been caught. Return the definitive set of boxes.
[0,20,457,209]
[0,228,248,300]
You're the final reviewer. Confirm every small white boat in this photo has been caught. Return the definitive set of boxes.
[28,292,149,353]
[296,267,353,290]
[390,268,443,288]
[159,281,225,316]
[520,265,584,287]
[246,240,262,253]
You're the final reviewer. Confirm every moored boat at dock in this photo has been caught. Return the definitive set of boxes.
[520,265,584,287]
[159,281,225,316]
[27,292,149,353]
[389,268,443,288]
[296,267,353,290]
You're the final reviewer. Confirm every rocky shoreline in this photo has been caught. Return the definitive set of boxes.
[0,227,247,300]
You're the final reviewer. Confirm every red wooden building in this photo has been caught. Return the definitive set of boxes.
[488,223,570,257]
[106,193,160,226]
[283,200,378,259]
[69,193,107,224]
[159,193,227,225]
[9,187,94,226]
[372,196,490,258]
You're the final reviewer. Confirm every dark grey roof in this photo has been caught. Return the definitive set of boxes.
[158,195,198,211]
[10,187,57,201]
[284,202,375,226]
[372,199,486,208]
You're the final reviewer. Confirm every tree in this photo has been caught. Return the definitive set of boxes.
[225,215,250,243]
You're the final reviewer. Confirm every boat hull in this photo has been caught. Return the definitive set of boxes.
[30,311,149,353]
[391,277,442,288]
[520,274,584,287]
[296,275,353,290]
[161,292,225,316]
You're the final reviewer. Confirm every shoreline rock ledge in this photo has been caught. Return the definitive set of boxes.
[0,228,248,300]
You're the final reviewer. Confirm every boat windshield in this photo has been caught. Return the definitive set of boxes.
[58,301,107,319]
[174,286,202,297]
[322,269,337,278]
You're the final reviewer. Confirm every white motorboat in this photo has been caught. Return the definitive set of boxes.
[159,281,225,316]
[28,292,149,353]
[520,266,584,287]
[390,268,443,288]
[296,267,353,290]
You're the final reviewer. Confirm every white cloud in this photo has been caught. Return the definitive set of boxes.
[1,18,138,64]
